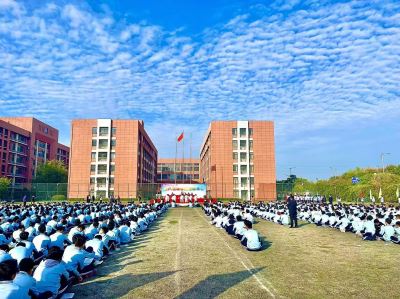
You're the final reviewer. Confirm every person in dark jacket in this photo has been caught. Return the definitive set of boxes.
[287,194,298,228]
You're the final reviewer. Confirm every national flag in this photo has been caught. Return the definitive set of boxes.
[177,132,184,142]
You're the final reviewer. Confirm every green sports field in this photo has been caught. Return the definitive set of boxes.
[72,207,400,299]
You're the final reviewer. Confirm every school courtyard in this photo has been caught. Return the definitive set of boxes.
[72,207,400,299]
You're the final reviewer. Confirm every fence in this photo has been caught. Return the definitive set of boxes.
[0,182,293,202]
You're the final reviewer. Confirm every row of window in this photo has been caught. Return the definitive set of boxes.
[233,164,254,175]
[92,127,117,137]
[91,152,116,162]
[232,128,253,138]
[90,164,115,175]
[157,173,200,180]
[232,140,253,151]
[157,163,200,172]
[92,139,116,149]
[233,152,254,162]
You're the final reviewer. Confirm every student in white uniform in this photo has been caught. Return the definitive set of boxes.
[0,259,25,299]
[379,218,395,242]
[13,258,36,298]
[240,220,262,251]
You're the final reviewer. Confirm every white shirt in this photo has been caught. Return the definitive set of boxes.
[243,229,261,250]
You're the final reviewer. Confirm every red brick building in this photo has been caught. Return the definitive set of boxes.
[68,119,157,199]
[0,117,70,184]
[200,120,276,201]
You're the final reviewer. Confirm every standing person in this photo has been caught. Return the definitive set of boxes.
[91,195,95,203]
[86,195,90,204]
[288,194,298,228]
[329,195,333,205]
[22,195,27,207]
[31,195,35,204]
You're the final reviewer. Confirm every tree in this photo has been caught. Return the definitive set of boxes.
[33,160,68,184]
[0,177,11,200]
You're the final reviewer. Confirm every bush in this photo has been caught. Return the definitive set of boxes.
[51,195,66,201]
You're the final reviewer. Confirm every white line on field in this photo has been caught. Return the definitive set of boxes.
[175,210,183,295]
[195,209,276,298]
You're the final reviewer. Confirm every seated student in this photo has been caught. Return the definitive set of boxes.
[25,222,37,242]
[0,244,13,263]
[9,243,30,264]
[0,229,11,245]
[50,225,71,250]
[362,215,376,241]
[13,258,37,298]
[19,232,35,258]
[106,222,121,249]
[12,225,25,243]
[211,212,223,228]
[240,220,262,251]
[85,235,105,261]
[0,259,25,299]
[233,215,245,239]
[390,221,400,244]
[34,247,70,297]
[119,221,133,244]
[225,214,236,235]
[84,222,99,240]
[379,218,395,242]
[243,210,254,224]
[62,234,96,281]
[99,227,116,252]
[281,213,289,226]
[68,223,85,243]
[32,224,51,258]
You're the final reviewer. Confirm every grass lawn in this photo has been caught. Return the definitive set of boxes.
[72,207,400,299]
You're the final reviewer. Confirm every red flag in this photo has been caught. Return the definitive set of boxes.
[177,132,184,142]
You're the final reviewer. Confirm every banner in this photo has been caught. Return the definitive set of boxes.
[161,184,206,197]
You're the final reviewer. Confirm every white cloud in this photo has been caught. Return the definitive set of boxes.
[0,0,399,164]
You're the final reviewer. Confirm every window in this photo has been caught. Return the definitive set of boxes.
[96,177,106,187]
[92,127,97,136]
[249,128,253,137]
[91,152,96,162]
[232,140,238,150]
[98,152,107,161]
[233,177,239,188]
[111,139,116,149]
[111,127,116,137]
[250,177,254,186]
[97,165,107,174]
[110,152,116,162]
[241,178,247,188]
[92,140,97,148]
[241,190,248,200]
[240,165,247,175]
[110,164,115,174]
[250,165,254,174]
[90,177,95,185]
[233,152,238,162]
[232,128,237,137]
[234,190,240,198]
[240,152,247,163]
[250,153,254,162]
[240,140,246,150]
[233,165,238,174]
[90,165,96,174]
[249,140,253,151]
[99,127,108,136]
[99,139,108,149]
[240,128,246,138]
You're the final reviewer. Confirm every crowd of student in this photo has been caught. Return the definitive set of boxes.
[0,201,168,298]
[203,203,262,251]
[250,200,400,244]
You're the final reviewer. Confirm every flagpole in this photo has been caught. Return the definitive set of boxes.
[174,138,177,185]
[190,132,192,184]
[182,130,185,182]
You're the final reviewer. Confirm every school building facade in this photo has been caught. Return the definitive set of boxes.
[0,117,70,185]
[68,119,158,199]
[200,120,276,201]
[157,158,200,184]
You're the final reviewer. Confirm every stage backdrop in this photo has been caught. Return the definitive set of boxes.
[161,184,207,197]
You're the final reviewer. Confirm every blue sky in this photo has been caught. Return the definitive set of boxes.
[0,0,399,180]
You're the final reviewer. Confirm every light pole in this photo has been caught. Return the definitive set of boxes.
[289,167,296,177]
[380,153,390,173]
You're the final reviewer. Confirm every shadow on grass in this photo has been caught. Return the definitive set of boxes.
[176,267,265,299]
[75,271,178,298]
[260,237,272,251]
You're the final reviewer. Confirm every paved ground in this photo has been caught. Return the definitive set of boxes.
[72,207,400,299]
